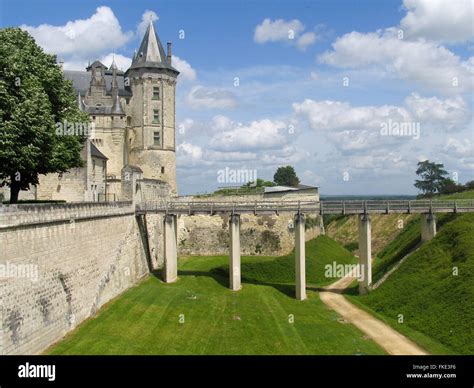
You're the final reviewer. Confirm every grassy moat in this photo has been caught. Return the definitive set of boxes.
[47,236,386,355]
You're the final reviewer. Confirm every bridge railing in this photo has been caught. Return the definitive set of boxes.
[135,199,474,215]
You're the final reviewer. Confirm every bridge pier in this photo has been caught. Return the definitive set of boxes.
[163,214,178,283]
[421,213,436,241]
[295,213,306,300]
[358,214,372,295]
[229,214,241,291]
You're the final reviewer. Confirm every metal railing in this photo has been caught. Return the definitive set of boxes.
[135,199,474,215]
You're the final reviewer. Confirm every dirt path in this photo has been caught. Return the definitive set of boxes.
[319,274,429,355]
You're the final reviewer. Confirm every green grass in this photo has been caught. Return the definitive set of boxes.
[350,213,474,355]
[212,235,357,287]
[47,236,385,355]
[431,190,474,200]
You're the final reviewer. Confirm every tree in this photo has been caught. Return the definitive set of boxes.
[464,180,474,191]
[439,178,463,195]
[0,28,89,203]
[273,166,300,187]
[242,178,274,188]
[414,160,449,196]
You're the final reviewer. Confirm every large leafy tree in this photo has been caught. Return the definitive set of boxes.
[273,165,300,187]
[0,28,89,203]
[414,160,449,196]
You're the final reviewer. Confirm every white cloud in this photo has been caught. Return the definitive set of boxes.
[100,53,132,71]
[177,142,204,166]
[254,18,317,50]
[173,56,197,82]
[186,86,237,109]
[443,138,473,158]
[318,29,474,93]
[209,117,288,151]
[21,6,133,58]
[297,32,317,50]
[404,93,471,130]
[292,99,411,132]
[400,0,474,43]
[292,94,471,154]
[137,10,159,36]
[254,18,304,44]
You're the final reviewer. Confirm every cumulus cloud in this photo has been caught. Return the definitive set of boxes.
[254,18,317,50]
[443,138,473,158]
[100,53,132,71]
[318,29,474,94]
[400,0,474,44]
[137,10,159,36]
[292,99,411,132]
[318,0,474,94]
[209,117,288,151]
[177,142,204,166]
[186,86,237,109]
[173,56,197,82]
[404,93,471,130]
[292,94,471,153]
[21,6,133,58]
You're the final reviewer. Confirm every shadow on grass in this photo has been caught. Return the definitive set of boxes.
[150,267,296,298]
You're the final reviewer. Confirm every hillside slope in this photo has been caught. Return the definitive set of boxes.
[326,213,416,256]
[350,213,474,354]
[212,235,357,287]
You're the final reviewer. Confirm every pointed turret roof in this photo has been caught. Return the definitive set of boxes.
[111,92,124,115]
[129,20,178,74]
[109,56,118,71]
[77,93,85,111]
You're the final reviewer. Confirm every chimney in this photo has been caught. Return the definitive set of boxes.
[167,42,172,65]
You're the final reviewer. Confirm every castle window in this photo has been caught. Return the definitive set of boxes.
[152,86,160,100]
[161,166,165,174]
[153,109,160,124]
[127,116,132,126]
[153,131,161,146]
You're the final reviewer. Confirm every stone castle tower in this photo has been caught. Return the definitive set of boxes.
[126,21,179,194]
[8,20,180,202]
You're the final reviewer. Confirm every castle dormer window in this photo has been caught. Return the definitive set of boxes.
[153,86,160,100]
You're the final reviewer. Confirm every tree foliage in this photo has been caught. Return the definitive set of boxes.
[414,160,449,196]
[0,28,89,203]
[273,165,300,187]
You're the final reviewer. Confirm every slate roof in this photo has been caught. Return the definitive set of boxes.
[129,20,179,74]
[264,184,319,193]
[64,70,132,97]
[90,142,108,160]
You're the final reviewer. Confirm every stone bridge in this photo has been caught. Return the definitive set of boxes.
[136,199,474,299]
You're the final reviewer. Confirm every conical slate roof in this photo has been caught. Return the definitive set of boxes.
[129,20,178,74]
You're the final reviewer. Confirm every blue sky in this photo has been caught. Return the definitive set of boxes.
[1,0,473,195]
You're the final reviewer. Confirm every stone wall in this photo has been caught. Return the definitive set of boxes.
[0,197,321,354]
[177,212,321,256]
[174,194,322,256]
[0,202,164,355]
